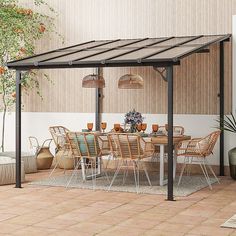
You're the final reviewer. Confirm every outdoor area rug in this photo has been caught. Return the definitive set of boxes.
[30,169,218,197]
[221,214,236,229]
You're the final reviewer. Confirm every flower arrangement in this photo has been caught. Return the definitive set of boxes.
[124,109,144,132]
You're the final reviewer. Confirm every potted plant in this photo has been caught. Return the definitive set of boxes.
[0,0,59,152]
[218,113,236,180]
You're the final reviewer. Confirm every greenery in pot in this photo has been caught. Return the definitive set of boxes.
[0,0,59,151]
[217,113,236,180]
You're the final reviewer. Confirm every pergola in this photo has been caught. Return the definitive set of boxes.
[7,34,231,201]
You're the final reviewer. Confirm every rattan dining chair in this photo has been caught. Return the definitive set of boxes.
[66,132,108,189]
[177,131,221,189]
[151,125,185,162]
[49,126,71,177]
[107,133,154,193]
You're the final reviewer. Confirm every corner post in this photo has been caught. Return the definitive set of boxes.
[15,70,22,188]
[95,68,102,131]
[167,65,174,201]
[219,41,225,176]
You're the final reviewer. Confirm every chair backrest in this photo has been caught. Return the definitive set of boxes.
[49,126,69,150]
[66,132,100,158]
[198,131,221,156]
[108,133,143,159]
[159,125,184,135]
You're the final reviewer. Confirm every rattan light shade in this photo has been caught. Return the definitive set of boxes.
[118,74,144,89]
[82,74,105,88]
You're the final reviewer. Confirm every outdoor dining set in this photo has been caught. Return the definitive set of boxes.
[44,122,221,193]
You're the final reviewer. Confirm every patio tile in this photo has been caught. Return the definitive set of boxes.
[188,225,234,236]
[96,225,146,236]
[143,229,185,236]
[68,222,112,234]
[0,170,235,236]
[33,217,78,229]
[153,222,195,234]
[12,226,58,235]
[0,213,18,222]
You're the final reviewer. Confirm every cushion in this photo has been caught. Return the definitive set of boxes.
[0,152,37,174]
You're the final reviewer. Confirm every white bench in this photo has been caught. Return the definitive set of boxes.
[0,156,25,185]
[0,152,37,174]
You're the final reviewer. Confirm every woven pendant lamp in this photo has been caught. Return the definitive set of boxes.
[82,74,105,88]
[118,74,144,89]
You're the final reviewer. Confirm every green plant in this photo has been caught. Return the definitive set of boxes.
[0,0,58,151]
[217,113,236,134]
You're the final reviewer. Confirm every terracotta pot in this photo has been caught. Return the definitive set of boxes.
[36,147,54,170]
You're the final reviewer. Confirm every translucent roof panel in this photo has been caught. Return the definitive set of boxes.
[120,38,169,48]
[109,47,167,61]
[41,50,107,63]
[78,49,131,62]
[7,34,230,69]
[90,39,141,49]
[183,35,224,45]
[154,37,196,46]
[143,46,198,61]
[57,40,113,51]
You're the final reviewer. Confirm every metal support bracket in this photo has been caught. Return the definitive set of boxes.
[153,66,168,82]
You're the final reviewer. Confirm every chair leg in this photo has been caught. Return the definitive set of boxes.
[199,161,212,190]
[66,160,80,188]
[49,158,59,178]
[108,159,123,191]
[205,159,220,184]
[178,157,188,186]
[140,161,152,186]
[133,161,139,194]
[122,160,129,185]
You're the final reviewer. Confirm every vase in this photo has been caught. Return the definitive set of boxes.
[229,147,236,180]
[130,124,137,133]
[36,147,54,170]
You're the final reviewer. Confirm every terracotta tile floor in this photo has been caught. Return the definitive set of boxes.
[0,170,235,236]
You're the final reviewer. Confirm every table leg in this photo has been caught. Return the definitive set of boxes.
[81,157,86,181]
[160,145,165,186]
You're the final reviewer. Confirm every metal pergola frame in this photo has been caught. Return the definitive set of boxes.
[7,34,231,201]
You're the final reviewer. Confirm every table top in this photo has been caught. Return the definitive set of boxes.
[98,133,191,145]
[145,135,191,145]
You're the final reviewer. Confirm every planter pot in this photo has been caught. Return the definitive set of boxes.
[55,150,75,170]
[228,147,236,180]
[36,147,54,170]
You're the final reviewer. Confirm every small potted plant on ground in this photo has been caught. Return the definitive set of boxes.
[218,113,236,180]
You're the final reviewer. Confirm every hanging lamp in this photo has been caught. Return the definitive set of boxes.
[82,74,105,88]
[118,74,144,89]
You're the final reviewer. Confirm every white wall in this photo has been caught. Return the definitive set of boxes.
[0,112,234,166]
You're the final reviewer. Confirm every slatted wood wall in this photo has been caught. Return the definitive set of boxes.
[22,0,234,114]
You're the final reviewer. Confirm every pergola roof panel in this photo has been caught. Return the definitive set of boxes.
[7,34,231,69]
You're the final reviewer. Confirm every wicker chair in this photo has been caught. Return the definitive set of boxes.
[158,125,185,136]
[152,125,185,161]
[177,131,221,189]
[66,132,107,189]
[107,133,154,193]
[49,126,71,176]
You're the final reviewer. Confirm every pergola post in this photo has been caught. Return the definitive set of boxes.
[15,70,22,188]
[219,41,225,176]
[167,65,174,201]
[95,67,102,131]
